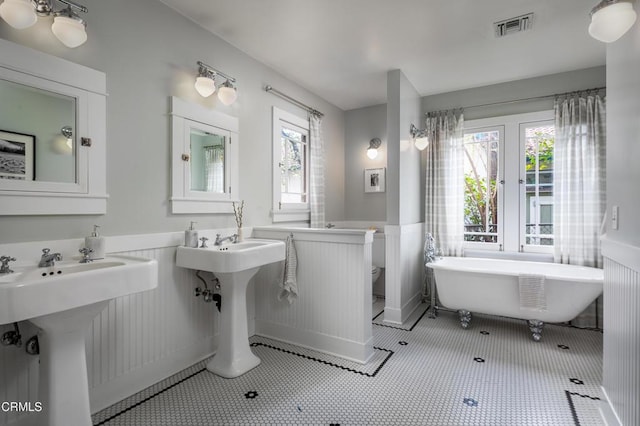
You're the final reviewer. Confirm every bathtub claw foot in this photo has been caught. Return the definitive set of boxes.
[458,310,472,329]
[527,320,544,341]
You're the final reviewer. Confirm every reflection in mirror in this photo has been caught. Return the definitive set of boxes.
[0,78,76,183]
[190,128,225,193]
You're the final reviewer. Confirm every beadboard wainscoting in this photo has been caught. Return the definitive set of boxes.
[600,237,640,426]
[383,223,424,325]
[0,230,248,426]
[252,227,374,364]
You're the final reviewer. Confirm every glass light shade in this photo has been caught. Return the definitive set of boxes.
[194,76,216,97]
[217,85,237,106]
[366,147,378,159]
[0,0,37,29]
[414,136,429,151]
[51,134,73,155]
[589,1,637,43]
[51,16,87,48]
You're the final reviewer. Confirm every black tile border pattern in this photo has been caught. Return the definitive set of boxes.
[372,304,430,331]
[565,390,601,426]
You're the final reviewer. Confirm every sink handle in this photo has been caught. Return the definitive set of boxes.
[0,256,16,274]
[79,247,94,263]
[199,237,209,248]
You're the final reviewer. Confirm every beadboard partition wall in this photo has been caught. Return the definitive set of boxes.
[252,227,375,364]
[383,223,425,324]
[600,237,640,426]
[0,230,248,426]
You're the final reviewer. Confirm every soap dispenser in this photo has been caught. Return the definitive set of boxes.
[85,225,105,260]
[185,222,198,248]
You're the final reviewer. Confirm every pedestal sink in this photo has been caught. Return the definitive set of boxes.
[176,239,285,378]
[0,255,158,426]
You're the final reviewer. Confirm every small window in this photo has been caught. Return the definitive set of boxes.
[272,107,310,222]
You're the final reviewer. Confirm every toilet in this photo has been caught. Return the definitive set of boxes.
[371,266,382,303]
[371,232,385,303]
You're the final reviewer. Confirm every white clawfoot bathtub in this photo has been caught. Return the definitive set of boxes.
[427,257,603,340]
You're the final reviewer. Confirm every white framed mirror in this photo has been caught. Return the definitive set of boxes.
[0,39,107,215]
[170,97,239,214]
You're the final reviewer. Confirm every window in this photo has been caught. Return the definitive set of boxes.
[463,111,554,252]
[272,107,310,222]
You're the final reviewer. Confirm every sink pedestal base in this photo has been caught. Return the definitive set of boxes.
[208,267,261,378]
[30,300,110,426]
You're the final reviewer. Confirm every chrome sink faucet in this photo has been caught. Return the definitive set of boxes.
[0,256,16,274]
[214,233,238,246]
[39,248,62,268]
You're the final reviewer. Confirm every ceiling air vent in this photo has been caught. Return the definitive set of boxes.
[494,13,533,37]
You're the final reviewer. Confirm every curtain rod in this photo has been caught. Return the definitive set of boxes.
[425,86,606,115]
[265,85,324,117]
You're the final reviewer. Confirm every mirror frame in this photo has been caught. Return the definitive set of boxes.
[170,96,239,214]
[0,39,107,215]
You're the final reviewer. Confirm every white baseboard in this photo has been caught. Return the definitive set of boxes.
[254,320,374,364]
[599,386,623,426]
[89,336,216,414]
[383,291,422,325]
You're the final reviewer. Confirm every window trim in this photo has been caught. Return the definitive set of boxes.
[463,110,554,254]
[272,106,310,223]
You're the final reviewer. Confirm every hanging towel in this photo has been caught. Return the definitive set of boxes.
[278,234,298,304]
[518,274,547,312]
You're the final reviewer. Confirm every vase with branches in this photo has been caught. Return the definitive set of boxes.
[233,200,245,241]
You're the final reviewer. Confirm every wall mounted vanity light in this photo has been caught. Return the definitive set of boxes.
[588,0,637,42]
[194,61,238,106]
[366,138,382,159]
[409,124,430,151]
[0,0,88,48]
[51,125,73,154]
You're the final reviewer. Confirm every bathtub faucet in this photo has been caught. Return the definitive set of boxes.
[425,233,438,264]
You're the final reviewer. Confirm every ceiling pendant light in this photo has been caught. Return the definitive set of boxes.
[51,5,87,48]
[0,0,37,29]
[589,0,637,43]
[194,61,238,105]
[217,79,238,106]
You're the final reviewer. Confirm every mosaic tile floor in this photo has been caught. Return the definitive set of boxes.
[93,301,604,426]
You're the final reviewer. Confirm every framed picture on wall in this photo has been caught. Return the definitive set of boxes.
[364,167,385,193]
[0,130,35,181]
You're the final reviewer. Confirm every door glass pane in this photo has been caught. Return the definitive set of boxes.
[464,130,500,243]
[524,124,555,246]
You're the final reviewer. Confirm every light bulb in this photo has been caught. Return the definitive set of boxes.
[51,15,87,48]
[367,148,378,159]
[589,1,637,43]
[194,76,216,97]
[217,84,237,105]
[0,0,37,29]
[414,136,429,151]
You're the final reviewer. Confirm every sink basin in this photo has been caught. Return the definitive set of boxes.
[0,255,158,426]
[176,238,285,378]
[176,239,285,273]
[0,255,158,325]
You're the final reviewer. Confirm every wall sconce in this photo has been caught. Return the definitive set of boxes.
[51,125,73,154]
[0,0,88,48]
[366,138,382,159]
[194,61,238,105]
[589,0,637,43]
[410,124,430,151]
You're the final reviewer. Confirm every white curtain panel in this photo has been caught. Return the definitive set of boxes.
[309,113,325,228]
[424,110,465,257]
[554,93,606,328]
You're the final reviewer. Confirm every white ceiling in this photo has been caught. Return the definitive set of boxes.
[158,0,605,111]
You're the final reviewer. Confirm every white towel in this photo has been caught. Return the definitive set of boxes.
[278,235,298,304]
[519,274,547,312]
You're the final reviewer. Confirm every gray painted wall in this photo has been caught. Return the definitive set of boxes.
[0,0,345,243]
[421,66,606,120]
[344,103,386,221]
